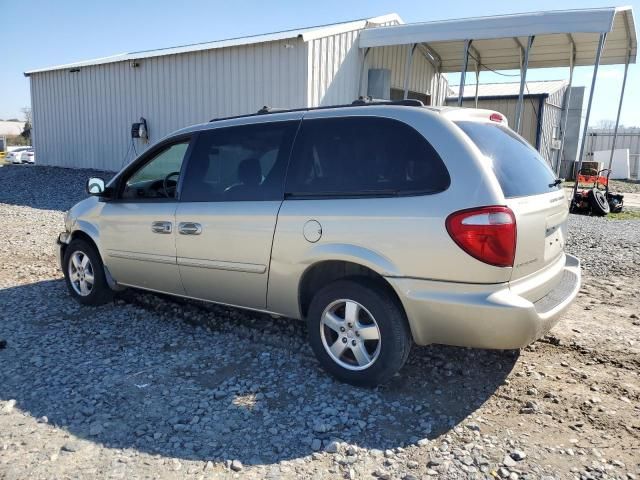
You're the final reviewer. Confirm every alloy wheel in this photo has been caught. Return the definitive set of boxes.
[320,299,381,371]
[68,251,95,296]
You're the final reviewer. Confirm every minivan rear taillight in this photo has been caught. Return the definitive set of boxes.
[445,206,516,267]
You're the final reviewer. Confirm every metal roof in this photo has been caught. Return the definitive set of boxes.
[24,13,402,76]
[448,80,568,98]
[0,121,24,136]
[359,6,637,71]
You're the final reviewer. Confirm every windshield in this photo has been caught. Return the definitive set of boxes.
[455,121,560,198]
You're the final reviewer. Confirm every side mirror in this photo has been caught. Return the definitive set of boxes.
[86,177,106,196]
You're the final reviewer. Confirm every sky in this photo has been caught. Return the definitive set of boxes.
[1,0,638,126]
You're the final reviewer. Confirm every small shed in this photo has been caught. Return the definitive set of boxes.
[446,81,583,169]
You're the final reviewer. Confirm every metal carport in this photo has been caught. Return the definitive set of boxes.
[359,6,637,197]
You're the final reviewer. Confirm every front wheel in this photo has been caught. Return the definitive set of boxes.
[588,188,610,216]
[63,239,114,306]
[307,279,412,387]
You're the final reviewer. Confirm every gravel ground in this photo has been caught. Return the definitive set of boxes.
[1,165,639,480]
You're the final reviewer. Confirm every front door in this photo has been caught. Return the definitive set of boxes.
[175,118,300,309]
[100,139,191,294]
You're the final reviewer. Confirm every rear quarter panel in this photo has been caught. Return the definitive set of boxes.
[267,107,512,318]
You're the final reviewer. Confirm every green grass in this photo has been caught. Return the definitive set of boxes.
[605,209,640,221]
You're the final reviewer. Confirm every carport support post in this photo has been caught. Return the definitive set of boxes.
[474,60,480,109]
[403,44,417,100]
[556,45,575,176]
[572,32,607,201]
[434,66,441,106]
[515,36,534,135]
[607,52,631,173]
[358,48,370,98]
[457,40,472,107]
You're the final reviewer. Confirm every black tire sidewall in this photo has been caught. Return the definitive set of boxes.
[307,279,411,387]
[63,239,113,306]
[588,188,610,215]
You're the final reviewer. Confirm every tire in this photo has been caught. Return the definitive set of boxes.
[588,188,610,216]
[307,279,412,387]
[63,239,114,306]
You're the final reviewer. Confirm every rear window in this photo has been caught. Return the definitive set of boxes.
[455,121,560,198]
[285,117,450,197]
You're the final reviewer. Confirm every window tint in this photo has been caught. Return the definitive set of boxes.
[455,121,560,198]
[181,121,298,202]
[121,142,189,200]
[285,117,449,197]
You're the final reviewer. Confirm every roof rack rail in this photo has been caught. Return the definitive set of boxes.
[257,106,287,114]
[209,98,424,122]
[351,96,424,107]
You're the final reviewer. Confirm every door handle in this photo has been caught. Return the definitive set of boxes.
[151,221,172,234]
[178,222,202,235]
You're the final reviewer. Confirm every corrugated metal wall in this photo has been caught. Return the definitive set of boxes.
[539,86,566,167]
[31,26,444,172]
[367,46,438,102]
[306,29,362,107]
[306,30,443,107]
[31,38,308,171]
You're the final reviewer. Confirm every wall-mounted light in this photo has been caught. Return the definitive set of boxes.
[130,60,140,68]
[68,68,80,73]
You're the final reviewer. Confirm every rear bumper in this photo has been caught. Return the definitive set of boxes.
[388,254,581,349]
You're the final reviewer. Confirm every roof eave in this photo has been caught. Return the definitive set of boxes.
[24,13,403,76]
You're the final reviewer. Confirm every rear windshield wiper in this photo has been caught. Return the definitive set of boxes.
[548,178,563,188]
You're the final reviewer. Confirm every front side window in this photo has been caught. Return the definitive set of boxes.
[121,141,190,200]
[285,117,450,197]
[180,121,298,202]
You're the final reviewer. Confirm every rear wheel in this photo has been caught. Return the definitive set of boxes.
[63,239,114,306]
[588,188,610,216]
[307,279,412,386]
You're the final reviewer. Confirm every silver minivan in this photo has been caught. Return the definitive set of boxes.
[58,101,581,386]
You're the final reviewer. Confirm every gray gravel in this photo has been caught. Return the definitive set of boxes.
[565,214,640,278]
[1,165,639,479]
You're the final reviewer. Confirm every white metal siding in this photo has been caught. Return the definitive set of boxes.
[30,38,307,171]
[307,29,362,106]
[367,45,437,101]
[306,21,443,107]
[583,128,640,179]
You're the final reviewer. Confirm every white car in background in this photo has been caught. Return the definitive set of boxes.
[20,148,36,164]
[6,147,34,164]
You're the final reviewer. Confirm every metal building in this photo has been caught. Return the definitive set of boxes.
[25,7,636,174]
[582,127,640,179]
[25,14,448,171]
[445,81,584,170]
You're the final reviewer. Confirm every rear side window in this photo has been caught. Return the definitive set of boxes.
[455,121,560,198]
[285,117,450,197]
[181,121,298,202]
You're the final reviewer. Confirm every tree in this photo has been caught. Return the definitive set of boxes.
[21,122,31,143]
[20,107,32,144]
[595,119,618,130]
[21,107,32,125]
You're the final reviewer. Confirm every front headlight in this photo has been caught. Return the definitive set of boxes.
[64,210,72,232]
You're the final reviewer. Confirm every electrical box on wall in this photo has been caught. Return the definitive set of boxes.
[367,69,391,100]
[131,117,148,141]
